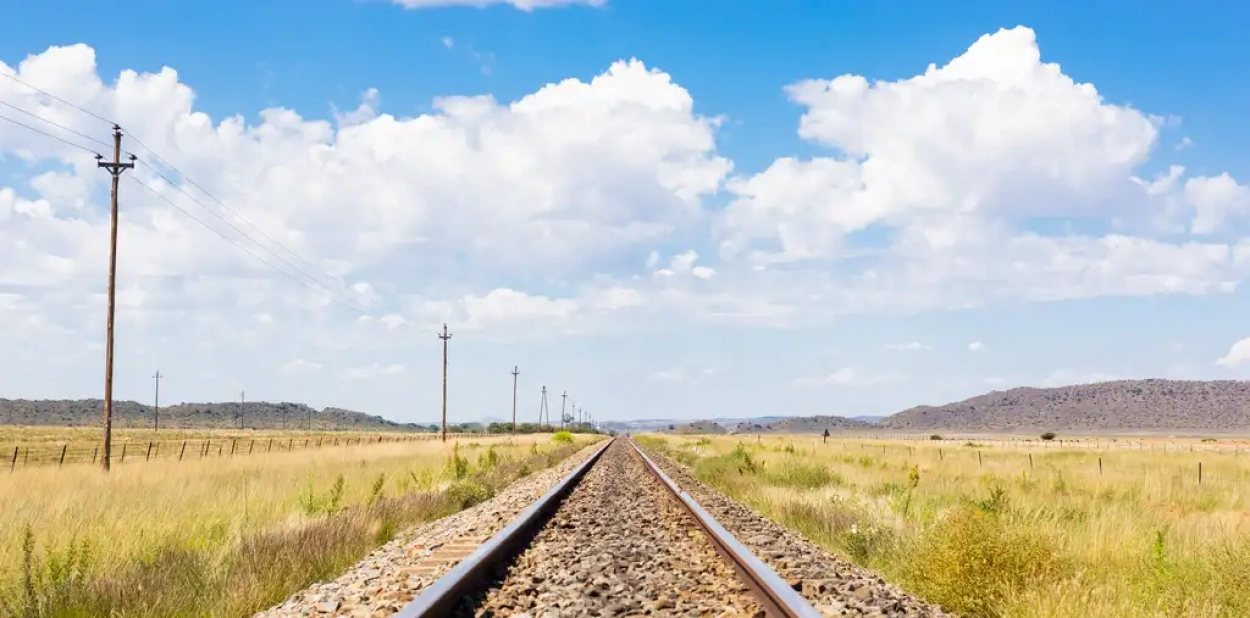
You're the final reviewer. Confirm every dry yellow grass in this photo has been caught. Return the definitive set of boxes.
[1,430,597,616]
[0,425,463,467]
[639,434,1250,618]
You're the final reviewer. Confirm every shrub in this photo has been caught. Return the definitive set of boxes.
[444,480,493,509]
[902,505,1066,616]
[551,431,574,445]
[445,444,470,480]
[929,434,943,440]
[1041,432,1057,441]
[767,461,842,489]
[477,446,500,470]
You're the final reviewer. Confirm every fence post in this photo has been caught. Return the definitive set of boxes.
[146,442,153,461]
[179,441,187,461]
[249,440,255,455]
[92,446,98,464]
[203,440,210,458]
[978,451,983,466]
[1098,456,1103,476]
[288,438,293,450]
[1199,462,1203,485]
[304,439,309,449]
[939,449,943,461]
[1029,453,1033,469]
[231,440,237,456]
[267,438,273,452]
[9,446,16,471]
[59,444,67,467]
[217,444,223,457]
[120,443,127,463]
[23,447,28,466]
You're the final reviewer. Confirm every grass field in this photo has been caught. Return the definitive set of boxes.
[1,429,598,617]
[638,434,1250,618]
[0,426,466,468]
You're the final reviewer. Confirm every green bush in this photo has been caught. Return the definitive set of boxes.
[445,444,470,480]
[1041,432,1057,441]
[551,431,574,445]
[766,461,842,489]
[444,480,493,510]
[902,505,1065,617]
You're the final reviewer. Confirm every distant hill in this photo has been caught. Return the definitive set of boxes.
[850,415,887,424]
[673,420,729,435]
[0,399,431,432]
[666,415,872,435]
[603,416,794,434]
[726,415,874,434]
[882,379,1250,432]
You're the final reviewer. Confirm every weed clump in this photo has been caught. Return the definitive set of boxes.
[767,461,842,489]
[445,444,470,480]
[902,500,1065,617]
[551,431,574,445]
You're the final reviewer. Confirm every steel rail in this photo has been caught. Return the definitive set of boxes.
[628,438,824,618]
[392,437,614,618]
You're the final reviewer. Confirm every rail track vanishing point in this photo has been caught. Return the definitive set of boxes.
[393,436,823,618]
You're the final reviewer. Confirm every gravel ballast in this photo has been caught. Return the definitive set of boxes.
[255,440,606,618]
[636,441,951,617]
[458,439,763,617]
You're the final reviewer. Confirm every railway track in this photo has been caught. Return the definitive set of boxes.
[261,437,947,617]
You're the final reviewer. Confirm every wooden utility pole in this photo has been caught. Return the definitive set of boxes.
[152,370,163,431]
[239,391,245,430]
[510,366,520,433]
[97,125,135,472]
[560,391,567,430]
[439,324,452,442]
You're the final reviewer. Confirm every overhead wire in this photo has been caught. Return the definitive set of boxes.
[0,111,103,156]
[0,70,115,125]
[0,99,113,151]
[126,175,374,315]
[129,163,374,314]
[124,137,363,301]
[0,73,377,313]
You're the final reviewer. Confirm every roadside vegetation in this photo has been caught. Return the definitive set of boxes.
[638,434,1250,617]
[1,432,600,617]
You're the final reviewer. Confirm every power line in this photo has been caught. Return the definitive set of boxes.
[0,111,102,156]
[126,176,373,315]
[127,145,360,302]
[2,70,378,315]
[0,99,113,150]
[0,72,368,308]
[129,162,372,314]
[0,70,115,125]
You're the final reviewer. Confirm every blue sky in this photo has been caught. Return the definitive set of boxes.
[3,0,1250,424]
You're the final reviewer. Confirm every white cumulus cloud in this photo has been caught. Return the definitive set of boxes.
[1216,337,1250,368]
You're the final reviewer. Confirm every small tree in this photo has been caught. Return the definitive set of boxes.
[930,434,943,441]
[1041,432,1057,441]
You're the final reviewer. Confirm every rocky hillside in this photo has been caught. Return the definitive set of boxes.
[672,420,730,434]
[730,415,874,434]
[0,399,430,432]
[883,379,1250,432]
[670,415,873,435]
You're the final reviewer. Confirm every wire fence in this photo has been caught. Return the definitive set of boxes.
[804,433,1250,454]
[3,432,479,470]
